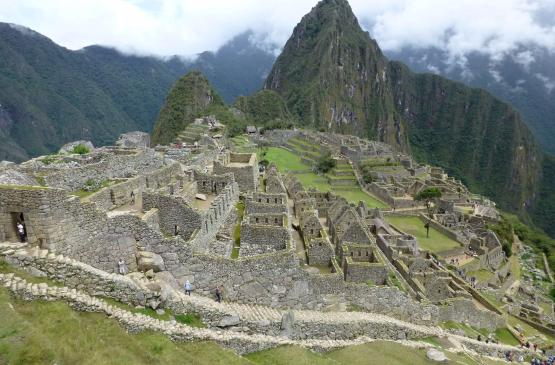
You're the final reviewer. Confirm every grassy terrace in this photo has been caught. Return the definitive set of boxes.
[258,147,387,208]
[385,216,461,255]
[440,321,520,347]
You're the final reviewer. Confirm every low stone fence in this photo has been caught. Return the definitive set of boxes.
[438,298,505,330]
[4,247,162,308]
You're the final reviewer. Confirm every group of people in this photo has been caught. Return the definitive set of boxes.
[183,280,223,303]
[530,355,555,365]
[115,260,224,303]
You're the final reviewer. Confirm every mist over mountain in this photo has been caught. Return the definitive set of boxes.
[0,25,272,162]
[386,46,555,154]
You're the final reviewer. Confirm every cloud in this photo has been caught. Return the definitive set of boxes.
[0,0,554,61]
[535,73,555,93]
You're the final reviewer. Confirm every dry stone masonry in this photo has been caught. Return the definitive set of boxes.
[0,127,534,355]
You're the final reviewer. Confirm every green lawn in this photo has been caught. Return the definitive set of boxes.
[259,147,388,208]
[440,322,519,347]
[467,269,495,283]
[0,288,245,365]
[258,147,308,171]
[386,216,461,254]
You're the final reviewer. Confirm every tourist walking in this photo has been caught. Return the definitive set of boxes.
[16,222,25,242]
[215,287,222,303]
[184,280,192,295]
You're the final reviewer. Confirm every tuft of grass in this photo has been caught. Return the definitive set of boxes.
[175,313,205,328]
[40,153,59,165]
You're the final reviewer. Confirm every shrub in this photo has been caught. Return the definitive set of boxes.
[40,154,59,165]
[72,144,91,155]
[315,153,336,173]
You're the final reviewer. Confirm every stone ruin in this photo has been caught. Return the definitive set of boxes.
[0,128,519,356]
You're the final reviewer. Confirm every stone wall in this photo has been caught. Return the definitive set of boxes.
[194,170,234,195]
[0,186,141,273]
[245,192,287,215]
[213,153,257,192]
[438,298,505,330]
[4,248,161,307]
[143,193,202,240]
[240,223,289,256]
[307,238,335,266]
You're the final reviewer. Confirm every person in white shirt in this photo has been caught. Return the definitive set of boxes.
[117,259,127,275]
[16,222,25,242]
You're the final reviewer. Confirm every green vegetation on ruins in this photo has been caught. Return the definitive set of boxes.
[71,179,113,199]
[72,144,91,155]
[255,145,387,208]
[385,216,461,255]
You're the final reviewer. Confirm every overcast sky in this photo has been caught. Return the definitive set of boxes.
[1,0,554,62]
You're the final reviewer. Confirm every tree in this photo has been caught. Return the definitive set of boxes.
[424,222,430,238]
[414,187,442,217]
[315,153,336,174]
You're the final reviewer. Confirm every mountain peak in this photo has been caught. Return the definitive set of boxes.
[264,0,543,227]
[151,71,223,145]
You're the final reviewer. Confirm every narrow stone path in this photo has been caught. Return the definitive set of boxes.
[0,242,529,359]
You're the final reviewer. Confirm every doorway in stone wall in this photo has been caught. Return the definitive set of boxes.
[9,212,26,243]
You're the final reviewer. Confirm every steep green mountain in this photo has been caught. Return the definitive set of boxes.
[234,90,293,125]
[0,23,188,161]
[0,25,274,162]
[151,71,225,145]
[387,47,555,154]
[264,0,549,230]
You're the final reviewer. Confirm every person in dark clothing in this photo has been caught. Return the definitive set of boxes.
[215,287,222,303]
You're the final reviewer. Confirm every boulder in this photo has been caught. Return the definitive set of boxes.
[145,269,155,279]
[217,315,241,328]
[426,348,447,362]
[137,251,166,272]
[116,131,150,149]
[145,282,162,292]
[195,193,207,201]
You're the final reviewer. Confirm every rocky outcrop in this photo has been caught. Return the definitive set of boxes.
[137,251,166,272]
